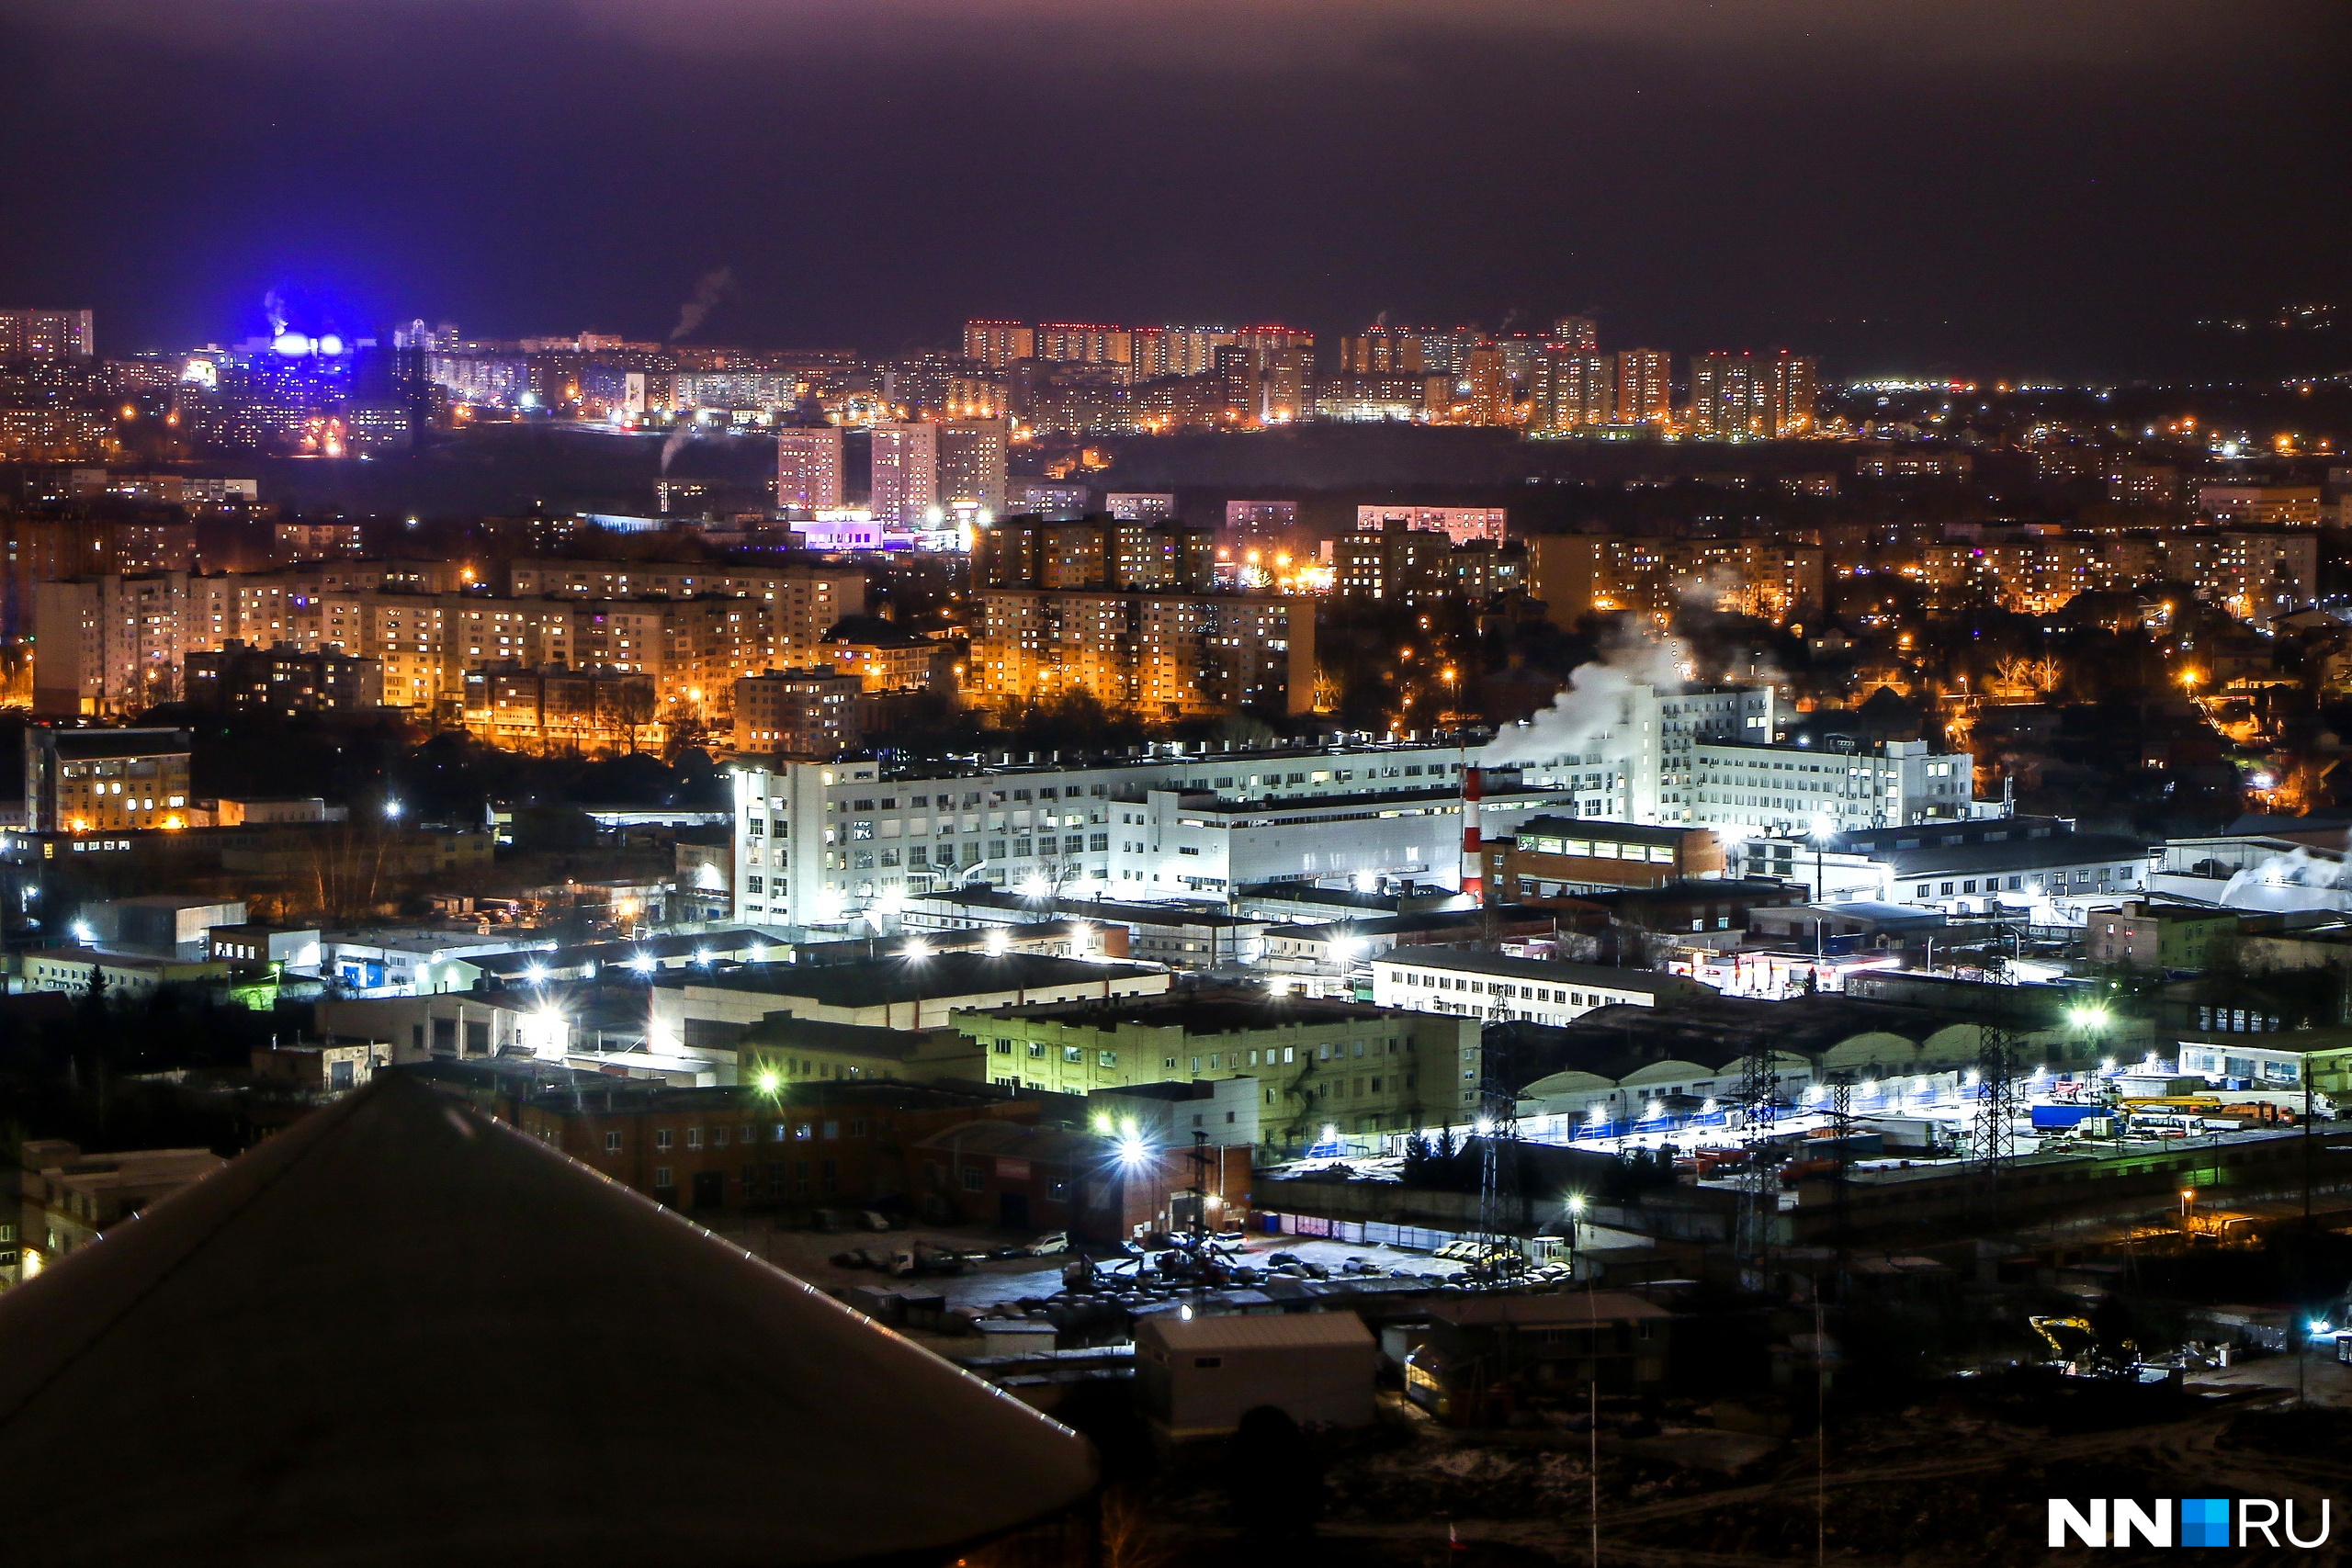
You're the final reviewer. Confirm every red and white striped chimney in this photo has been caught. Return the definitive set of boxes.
[1460,765,1484,901]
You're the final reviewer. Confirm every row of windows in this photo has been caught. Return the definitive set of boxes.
[1396,971,1623,1007]
[1916,866,2128,897]
[596,1117,869,1154]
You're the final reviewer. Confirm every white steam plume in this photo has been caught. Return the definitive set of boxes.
[1482,632,1691,766]
[2219,841,2352,913]
[669,265,736,342]
[660,420,692,474]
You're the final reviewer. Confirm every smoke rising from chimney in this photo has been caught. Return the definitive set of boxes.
[669,266,736,342]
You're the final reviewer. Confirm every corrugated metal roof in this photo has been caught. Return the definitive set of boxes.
[1138,1310,1375,1352]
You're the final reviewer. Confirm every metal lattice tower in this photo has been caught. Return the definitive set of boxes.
[1972,1028,2022,1175]
[1476,1049,1521,1275]
[1736,1037,1781,1271]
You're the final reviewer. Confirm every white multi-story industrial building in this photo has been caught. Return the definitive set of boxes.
[1505,682,1973,834]
[731,680,1985,931]
[729,741,1600,931]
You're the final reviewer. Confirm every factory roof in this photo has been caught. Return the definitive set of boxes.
[909,888,1263,928]
[1371,946,1710,998]
[978,990,1414,1036]
[654,951,1163,1007]
[1136,1312,1375,1352]
[1876,832,2147,877]
[1499,816,1709,849]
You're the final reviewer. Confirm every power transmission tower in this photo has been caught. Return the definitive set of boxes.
[1476,1039,1521,1280]
[1826,1070,1856,1268]
[1972,1028,2021,1176]
[1736,1036,1781,1281]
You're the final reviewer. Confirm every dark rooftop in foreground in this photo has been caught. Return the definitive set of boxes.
[651,950,1161,1007]
[0,1073,1095,1564]
[987,989,1408,1034]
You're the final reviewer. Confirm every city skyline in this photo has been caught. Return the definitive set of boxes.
[5,2,2346,378]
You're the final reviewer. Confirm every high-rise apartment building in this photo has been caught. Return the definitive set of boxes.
[1687,353,1772,439]
[1552,316,1599,354]
[868,422,940,526]
[1210,329,1314,424]
[1530,350,1614,434]
[1355,506,1506,545]
[775,424,845,511]
[1615,349,1670,425]
[1464,344,1510,425]
[1339,325,1476,376]
[0,310,96,359]
[960,321,1035,369]
[732,667,865,756]
[1157,325,1237,378]
[933,417,1009,516]
[1036,323,1134,379]
[1106,492,1177,523]
[1689,351,1815,438]
[33,559,865,722]
[972,589,1315,718]
[1765,352,1818,437]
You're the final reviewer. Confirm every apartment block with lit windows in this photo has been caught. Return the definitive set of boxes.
[24,727,193,833]
[971,589,1314,719]
[731,668,864,756]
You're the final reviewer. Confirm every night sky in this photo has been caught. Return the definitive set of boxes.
[6,0,2347,378]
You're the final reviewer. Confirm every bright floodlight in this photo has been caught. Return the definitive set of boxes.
[382,798,402,820]
[2101,1057,2117,1072]
[1566,1194,1586,1214]
[1179,1303,1193,1320]
[1091,1112,1113,1134]
[1321,1123,1338,1142]
[628,953,654,974]
[693,948,712,964]
[1476,1118,1495,1135]
[71,920,94,943]
[2312,1320,2334,1337]
[756,1067,781,1094]
[1019,873,1048,896]
[1117,1134,1148,1166]
[985,930,1010,955]
[1811,813,1837,840]
[904,939,931,959]
[525,964,548,984]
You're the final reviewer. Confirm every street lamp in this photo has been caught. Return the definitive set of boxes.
[2302,1317,2331,1406]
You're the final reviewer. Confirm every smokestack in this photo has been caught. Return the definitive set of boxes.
[1460,765,1484,902]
